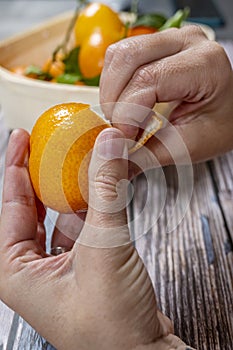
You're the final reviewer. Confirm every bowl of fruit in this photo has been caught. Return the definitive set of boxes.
[0,1,213,131]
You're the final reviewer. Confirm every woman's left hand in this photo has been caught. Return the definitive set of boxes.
[0,128,171,350]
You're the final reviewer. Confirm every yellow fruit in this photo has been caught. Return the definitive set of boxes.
[42,58,65,78]
[29,102,110,213]
[79,29,117,79]
[74,2,125,46]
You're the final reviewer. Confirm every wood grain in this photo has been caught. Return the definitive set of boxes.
[132,159,233,350]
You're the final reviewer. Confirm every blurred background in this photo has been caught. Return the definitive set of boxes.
[0,0,232,41]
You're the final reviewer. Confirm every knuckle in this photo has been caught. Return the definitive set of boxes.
[201,41,230,70]
[90,157,128,205]
[89,161,123,202]
[2,195,35,210]
[104,43,116,65]
[183,24,206,37]
[182,24,207,45]
[94,173,119,201]
[105,39,141,70]
[132,65,155,87]
[161,27,179,35]
[201,41,232,85]
[208,41,229,63]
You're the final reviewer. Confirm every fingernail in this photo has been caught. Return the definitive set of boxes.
[24,148,29,166]
[96,128,127,160]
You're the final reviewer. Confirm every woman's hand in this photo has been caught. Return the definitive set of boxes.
[0,129,172,350]
[100,25,233,166]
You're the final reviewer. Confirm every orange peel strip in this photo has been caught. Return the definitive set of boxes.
[128,113,163,155]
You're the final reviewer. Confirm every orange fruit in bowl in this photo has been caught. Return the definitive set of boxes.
[10,65,26,76]
[127,26,157,37]
[29,102,110,213]
[78,29,118,79]
[74,2,125,47]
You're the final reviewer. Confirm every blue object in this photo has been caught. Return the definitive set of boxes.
[173,0,225,28]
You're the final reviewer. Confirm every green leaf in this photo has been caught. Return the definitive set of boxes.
[83,75,100,87]
[63,47,81,75]
[25,65,43,75]
[133,13,167,29]
[24,65,51,80]
[56,73,82,84]
[159,7,190,31]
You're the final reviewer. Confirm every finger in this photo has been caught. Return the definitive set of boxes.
[129,118,197,172]
[118,40,222,106]
[0,129,38,247]
[78,128,130,248]
[110,39,223,139]
[128,124,178,179]
[130,102,233,172]
[36,222,46,251]
[51,211,86,250]
[100,29,182,128]
[100,26,207,124]
[157,311,174,335]
[74,129,163,343]
[100,26,222,140]
[35,197,46,250]
[100,28,185,109]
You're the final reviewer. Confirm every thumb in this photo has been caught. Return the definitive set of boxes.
[73,128,171,346]
[78,127,130,248]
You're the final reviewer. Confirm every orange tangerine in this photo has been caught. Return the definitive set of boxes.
[10,65,26,75]
[29,102,110,213]
[42,53,66,78]
[74,2,125,46]
[127,26,157,37]
[79,29,117,79]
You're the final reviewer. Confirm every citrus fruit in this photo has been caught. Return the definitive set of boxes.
[127,26,157,37]
[43,59,65,78]
[10,65,37,79]
[74,2,125,46]
[42,54,65,78]
[29,102,110,213]
[78,29,117,79]
[10,65,26,76]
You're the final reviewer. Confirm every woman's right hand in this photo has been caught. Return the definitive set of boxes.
[100,25,233,168]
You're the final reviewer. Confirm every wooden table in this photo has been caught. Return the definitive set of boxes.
[132,153,233,350]
[0,41,232,350]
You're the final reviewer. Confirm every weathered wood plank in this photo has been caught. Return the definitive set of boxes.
[17,321,51,350]
[0,302,14,348]
[0,307,46,350]
[209,151,233,241]
[133,162,233,350]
